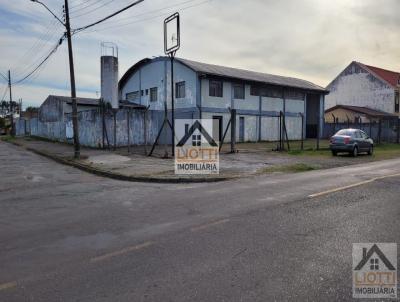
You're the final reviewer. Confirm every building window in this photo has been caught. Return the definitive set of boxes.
[264,86,283,98]
[146,89,149,95]
[233,84,245,99]
[141,90,144,96]
[285,89,305,100]
[395,93,399,113]
[209,80,223,97]
[251,85,284,98]
[250,85,260,96]
[150,87,158,102]
[126,91,139,102]
[176,81,186,98]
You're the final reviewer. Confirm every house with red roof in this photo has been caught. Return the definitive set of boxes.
[325,61,400,122]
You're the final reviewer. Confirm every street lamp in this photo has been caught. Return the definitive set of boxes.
[31,0,80,159]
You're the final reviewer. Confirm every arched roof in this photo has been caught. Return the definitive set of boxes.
[119,56,328,93]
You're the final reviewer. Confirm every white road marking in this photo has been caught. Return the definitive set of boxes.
[0,281,17,291]
[309,173,400,199]
[191,219,230,232]
[90,241,154,263]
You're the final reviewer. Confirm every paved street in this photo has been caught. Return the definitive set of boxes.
[0,141,399,301]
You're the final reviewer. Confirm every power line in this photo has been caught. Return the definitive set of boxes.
[69,0,98,10]
[70,0,108,14]
[1,86,8,101]
[78,0,210,34]
[12,35,66,85]
[90,0,202,25]
[0,72,8,82]
[12,20,64,79]
[10,0,145,87]
[73,0,144,33]
[71,0,115,18]
[13,0,148,88]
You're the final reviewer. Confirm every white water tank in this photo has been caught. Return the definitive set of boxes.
[100,42,119,109]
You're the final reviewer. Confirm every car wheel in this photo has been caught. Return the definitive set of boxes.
[352,146,358,157]
[332,151,337,156]
[367,145,374,155]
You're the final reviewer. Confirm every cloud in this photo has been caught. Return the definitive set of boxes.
[0,0,399,108]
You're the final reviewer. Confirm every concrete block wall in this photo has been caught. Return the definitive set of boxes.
[261,117,280,141]
[16,109,166,148]
[29,117,66,141]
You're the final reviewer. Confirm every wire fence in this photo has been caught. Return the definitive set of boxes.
[324,120,400,144]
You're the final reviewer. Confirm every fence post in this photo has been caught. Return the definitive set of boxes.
[316,109,320,151]
[300,112,304,151]
[378,119,382,144]
[331,114,336,136]
[369,121,372,138]
[144,110,147,154]
[278,112,282,151]
[101,101,105,149]
[113,109,117,151]
[127,109,130,153]
[230,109,236,153]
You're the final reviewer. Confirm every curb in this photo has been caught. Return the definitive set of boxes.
[5,140,232,184]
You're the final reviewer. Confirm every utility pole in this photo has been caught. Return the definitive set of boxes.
[31,0,80,158]
[30,0,144,158]
[170,55,175,156]
[64,0,80,159]
[8,70,14,136]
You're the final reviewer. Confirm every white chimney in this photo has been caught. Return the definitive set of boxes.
[100,42,119,109]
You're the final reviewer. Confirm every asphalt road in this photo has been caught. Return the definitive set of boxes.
[0,141,399,301]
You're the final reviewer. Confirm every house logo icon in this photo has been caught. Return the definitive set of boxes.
[354,244,396,271]
[176,120,218,147]
[174,119,219,175]
[352,243,397,299]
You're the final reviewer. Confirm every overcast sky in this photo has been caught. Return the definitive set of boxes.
[1,0,399,108]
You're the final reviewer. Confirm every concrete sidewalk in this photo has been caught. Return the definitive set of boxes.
[6,137,264,182]
[5,136,378,183]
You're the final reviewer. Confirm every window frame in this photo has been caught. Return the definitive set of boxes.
[209,80,223,98]
[250,85,284,98]
[233,83,245,99]
[175,81,186,99]
[126,91,140,102]
[354,131,362,139]
[250,85,260,96]
[360,131,368,139]
[149,87,158,102]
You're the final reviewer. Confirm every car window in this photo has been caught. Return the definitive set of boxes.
[360,131,368,139]
[336,130,353,136]
[354,131,361,138]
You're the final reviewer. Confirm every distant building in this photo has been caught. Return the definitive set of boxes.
[325,104,398,124]
[21,108,39,120]
[119,57,328,141]
[39,95,99,122]
[325,61,400,117]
